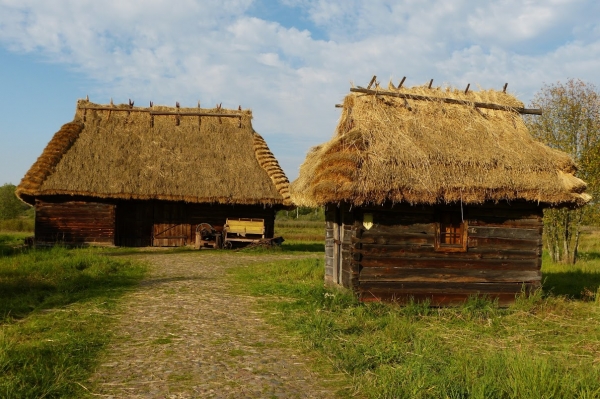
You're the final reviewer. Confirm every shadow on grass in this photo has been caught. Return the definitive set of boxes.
[578,251,600,261]
[0,250,145,323]
[543,270,600,298]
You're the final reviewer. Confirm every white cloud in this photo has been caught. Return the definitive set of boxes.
[0,0,599,181]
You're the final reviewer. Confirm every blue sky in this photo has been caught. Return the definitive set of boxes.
[1,0,599,186]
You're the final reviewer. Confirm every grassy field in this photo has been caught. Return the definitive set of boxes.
[275,219,324,242]
[2,222,599,398]
[232,229,600,399]
[0,241,146,398]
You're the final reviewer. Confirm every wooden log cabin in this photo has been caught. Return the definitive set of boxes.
[16,100,291,247]
[291,79,591,306]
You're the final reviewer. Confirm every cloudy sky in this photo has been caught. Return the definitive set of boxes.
[1,0,599,186]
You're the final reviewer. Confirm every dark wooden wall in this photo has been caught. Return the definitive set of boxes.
[34,197,277,247]
[328,202,543,306]
[35,199,115,245]
[325,203,358,288]
[117,200,276,247]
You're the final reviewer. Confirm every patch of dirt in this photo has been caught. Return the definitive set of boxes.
[88,252,342,398]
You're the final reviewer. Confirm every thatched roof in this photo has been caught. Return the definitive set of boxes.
[17,100,291,206]
[291,83,591,207]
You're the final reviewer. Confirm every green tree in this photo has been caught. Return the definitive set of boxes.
[0,183,29,220]
[526,79,600,264]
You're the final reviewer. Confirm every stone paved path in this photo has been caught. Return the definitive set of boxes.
[88,251,340,398]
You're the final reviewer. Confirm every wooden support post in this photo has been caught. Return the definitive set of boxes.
[175,102,180,126]
[367,75,377,89]
[198,101,201,131]
[150,101,154,128]
[398,76,406,89]
[238,105,242,128]
[107,98,113,120]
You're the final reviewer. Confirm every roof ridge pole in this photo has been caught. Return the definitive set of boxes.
[464,84,470,95]
[503,83,508,93]
[428,79,433,89]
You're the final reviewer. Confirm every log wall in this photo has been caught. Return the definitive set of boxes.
[35,200,115,245]
[34,196,277,247]
[117,200,276,247]
[330,202,543,306]
[325,203,358,288]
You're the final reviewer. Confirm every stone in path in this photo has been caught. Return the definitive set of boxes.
[89,252,341,398]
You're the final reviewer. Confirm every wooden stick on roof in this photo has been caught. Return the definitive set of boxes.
[349,87,542,115]
[367,75,377,89]
[397,76,406,89]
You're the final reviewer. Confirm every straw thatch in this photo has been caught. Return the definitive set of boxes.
[17,100,291,206]
[291,83,591,207]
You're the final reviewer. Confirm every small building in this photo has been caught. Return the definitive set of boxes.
[291,81,591,305]
[17,100,291,247]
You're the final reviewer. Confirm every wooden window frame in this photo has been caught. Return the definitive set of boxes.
[434,210,468,253]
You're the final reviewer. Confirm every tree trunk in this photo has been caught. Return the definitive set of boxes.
[572,229,581,264]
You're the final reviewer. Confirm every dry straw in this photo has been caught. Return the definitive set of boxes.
[291,82,591,207]
[18,100,291,206]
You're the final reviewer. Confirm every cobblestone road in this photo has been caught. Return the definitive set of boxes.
[88,251,340,398]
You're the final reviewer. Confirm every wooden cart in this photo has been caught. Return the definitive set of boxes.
[223,218,265,248]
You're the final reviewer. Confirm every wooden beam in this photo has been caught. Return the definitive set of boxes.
[78,106,242,117]
[349,87,542,115]
[428,79,433,89]
[398,76,406,89]
[503,83,508,93]
[367,75,377,89]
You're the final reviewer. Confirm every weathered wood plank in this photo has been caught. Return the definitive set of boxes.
[360,267,540,283]
[360,223,435,235]
[356,234,434,246]
[358,281,531,294]
[359,257,538,270]
[467,237,542,250]
[467,226,541,240]
[355,244,540,259]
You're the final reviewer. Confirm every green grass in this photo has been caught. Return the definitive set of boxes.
[231,256,600,398]
[275,220,324,242]
[0,217,34,233]
[0,242,146,398]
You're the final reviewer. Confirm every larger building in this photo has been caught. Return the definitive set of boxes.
[291,80,591,305]
[17,100,290,247]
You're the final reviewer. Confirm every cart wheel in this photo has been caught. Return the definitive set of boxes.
[224,240,232,249]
